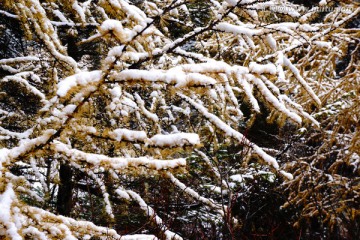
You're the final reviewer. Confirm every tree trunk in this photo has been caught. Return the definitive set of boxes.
[57,163,73,216]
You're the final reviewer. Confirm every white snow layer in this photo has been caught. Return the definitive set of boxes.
[53,141,186,170]
[99,19,130,42]
[215,22,264,36]
[149,133,200,147]
[0,56,39,64]
[126,190,182,240]
[167,173,219,210]
[265,34,277,50]
[120,234,159,240]
[112,69,216,87]
[0,130,56,169]
[249,62,277,75]
[225,0,238,6]
[235,72,260,113]
[0,183,22,240]
[279,170,294,180]
[2,76,46,101]
[248,75,302,124]
[110,128,147,142]
[283,57,321,106]
[57,70,102,97]
[179,93,281,170]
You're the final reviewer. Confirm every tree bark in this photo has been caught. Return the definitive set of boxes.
[57,163,73,216]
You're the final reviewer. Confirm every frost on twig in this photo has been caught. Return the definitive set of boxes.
[1,0,358,238]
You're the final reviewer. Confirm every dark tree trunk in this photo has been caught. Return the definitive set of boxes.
[57,163,73,216]
[67,35,81,61]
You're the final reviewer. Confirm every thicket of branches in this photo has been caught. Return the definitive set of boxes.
[0,0,359,239]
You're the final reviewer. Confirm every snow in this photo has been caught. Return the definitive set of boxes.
[51,104,77,119]
[30,158,48,193]
[230,174,243,182]
[215,22,264,37]
[110,128,147,142]
[230,173,254,184]
[1,130,56,165]
[0,10,18,19]
[167,173,219,209]
[279,170,294,180]
[53,9,69,23]
[117,0,148,25]
[57,70,102,97]
[171,106,190,116]
[0,184,14,223]
[134,93,159,122]
[240,0,257,3]
[88,173,114,219]
[99,19,128,42]
[235,72,260,113]
[203,184,224,194]
[249,62,277,75]
[0,148,10,178]
[224,78,239,106]
[23,1,78,72]
[252,145,279,169]
[2,0,356,237]
[209,89,218,100]
[105,45,125,64]
[181,73,216,87]
[244,8,258,20]
[22,227,48,240]
[179,61,247,75]
[266,22,299,33]
[319,0,327,6]
[248,75,302,124]
[195,150,222,182]
[283,57,321,106]
[112,68,216,87]
[121,235,159,240]
[314,41,332,49]
[225,0,238,6]
[2,75,46,101]
[126,190,182,240]
[265,34,277,51]
[72,1,86,23]
[63,104,77,115]
[109,86,122,98]
[15,204,122,239]
[149,133,200,147]
[115,189,130,200]
[276,52,286,83]
[121,96,138,109]
[279,95,320,128]
[299,24,319,32]
[0,183,22,240]
[53,141,186,170]
[0,127,32,140]
[0,56,39,65]
[179,93,280,169]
